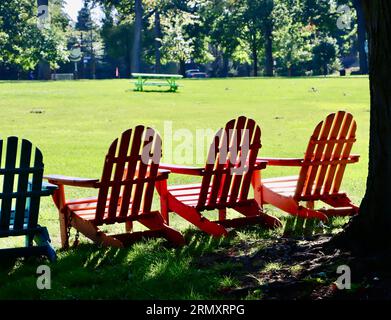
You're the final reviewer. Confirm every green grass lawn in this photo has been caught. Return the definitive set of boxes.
[0,77,370,299]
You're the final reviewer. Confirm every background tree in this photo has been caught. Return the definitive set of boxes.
[273,0,314,76]
[0,0,69,80]
[237,0,271,77]
[159,8,199,75]
[312,36,340,76]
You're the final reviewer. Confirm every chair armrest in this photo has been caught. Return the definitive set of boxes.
[44,174,99,188]
[349,154,360,163]
[27,181,58,196]
[156,169,170,180]
[41,181,58,195]
[257,157,304,167]
[254,160,267,170]
[159,163,204,176]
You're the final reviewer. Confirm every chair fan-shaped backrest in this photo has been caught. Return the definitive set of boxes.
[295,111,357,200]
[197,116,262,210]
[95,126,162,225]
[0,137,44,235]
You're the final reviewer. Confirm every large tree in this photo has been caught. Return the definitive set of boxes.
[338,0,391,252]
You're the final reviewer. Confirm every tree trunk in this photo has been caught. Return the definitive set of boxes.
[252,41,258,77]
[80,32,84,79]
[179,59,186,77]
[154,10,162,73]
[132,0,143,74]
[264,24,274,77]
[37,0,50,80]
[222,54,229,77]
[353,0,369,74]
[38,60,51,80]
[337,0,391,252]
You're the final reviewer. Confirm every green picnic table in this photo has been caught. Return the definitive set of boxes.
[132,73,183,92]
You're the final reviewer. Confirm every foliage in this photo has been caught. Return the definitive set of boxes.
[0,0,69,74]
[312,36,341,75]
[158,8,199,64]
[0,0,365,77]
[273,0,314,76]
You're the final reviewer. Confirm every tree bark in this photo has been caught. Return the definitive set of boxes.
[38,60,51,80]
[222,54,229,78]
[251,38,258,77]
[132,0,143,74]
[264,24,274,77]
[337,0,391,252]
[179,59,186,77]
[353,0,369,74]
[154,10,162,73]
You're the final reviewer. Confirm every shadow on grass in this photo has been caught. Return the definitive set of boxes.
[0,229,233,300]
[125,89,181,94]
[0,220,347,300]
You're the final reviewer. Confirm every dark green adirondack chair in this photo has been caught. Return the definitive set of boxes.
[0,137,57,262]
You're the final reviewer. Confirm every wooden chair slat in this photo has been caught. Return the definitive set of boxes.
[312,111,348,196]
[13,140,32,230]
[141,132,162,213]
[218,119,242,206]
[218,119,241,204]
[27,147,44,229]
[239,120,261,201]
[119,126,146,218]
[197,131,222,208]
[331,120,357,193]
[296,113,337,198]
[95,139,118,224]
[319,113,353,194]
[302,114,337,196]
[228,117,250,205]
[0,137,18,231]
[107,129,132,220]
[208,118,236,206]
[130,128,150,215]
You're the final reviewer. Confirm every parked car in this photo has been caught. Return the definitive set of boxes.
[185,69,208,78]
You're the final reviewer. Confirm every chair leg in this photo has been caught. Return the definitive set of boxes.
[127,213,186,246]
[71,215,124,248]
[303,201,318,236]
[25,234,34,247]
[219,209,227,221]
[34,227,57,262]
[321,194,359,216]
[262,185,328,221]
[233,202,283,229]
[168,195,228,237]
[59,210,70,249]
[125,221,133,232]
[156,180,170,224]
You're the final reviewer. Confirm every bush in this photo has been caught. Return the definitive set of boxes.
[312,36,341,76]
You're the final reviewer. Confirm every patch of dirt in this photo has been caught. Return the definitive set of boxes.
[196,235,391,300]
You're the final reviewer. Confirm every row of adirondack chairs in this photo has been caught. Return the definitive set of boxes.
[0,111,360,261]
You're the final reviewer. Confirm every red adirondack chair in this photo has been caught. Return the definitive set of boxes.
[45,126,185,249]
[253,111,360,221]
[156,116,282,237]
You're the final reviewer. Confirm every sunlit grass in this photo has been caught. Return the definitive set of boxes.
[0,77,370,299]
